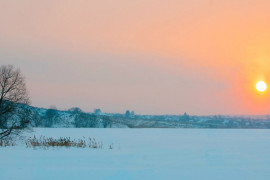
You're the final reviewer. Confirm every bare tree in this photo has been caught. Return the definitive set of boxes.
[0,65,30,139]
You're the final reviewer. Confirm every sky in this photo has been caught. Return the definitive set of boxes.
[1,0,270,115]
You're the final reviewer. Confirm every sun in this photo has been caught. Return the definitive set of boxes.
[256,81,267,92]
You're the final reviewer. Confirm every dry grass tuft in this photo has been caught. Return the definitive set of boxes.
[0,139,16,147]
[25,136,104,149]
[109,144,113,149]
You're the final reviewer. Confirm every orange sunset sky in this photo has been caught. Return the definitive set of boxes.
[1,0,270,115]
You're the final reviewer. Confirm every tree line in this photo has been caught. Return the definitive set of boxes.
[31,107,112,128]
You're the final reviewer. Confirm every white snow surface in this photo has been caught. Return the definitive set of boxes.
[1,128,270,180]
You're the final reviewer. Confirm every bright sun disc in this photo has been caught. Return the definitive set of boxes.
[256,81,267,92]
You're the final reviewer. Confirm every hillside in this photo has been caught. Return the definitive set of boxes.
[26,105,270,129]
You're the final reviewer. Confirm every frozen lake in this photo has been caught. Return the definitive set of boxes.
[1,128,270,180]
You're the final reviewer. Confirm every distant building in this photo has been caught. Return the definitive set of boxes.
[94,108,102,115]
[179,112,190,122]
[125,110,130,117]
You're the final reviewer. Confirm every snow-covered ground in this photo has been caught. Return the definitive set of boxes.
[1,128,270,180]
